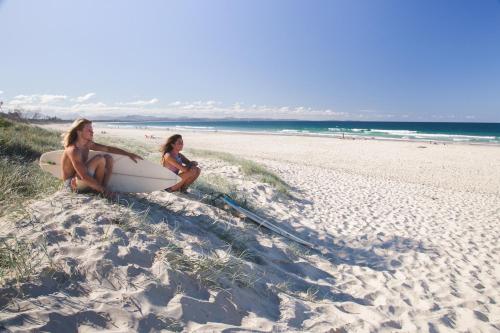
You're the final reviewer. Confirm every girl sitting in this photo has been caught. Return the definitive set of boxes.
[161,134,201,192]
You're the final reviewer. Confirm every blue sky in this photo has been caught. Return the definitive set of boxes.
[1,0,499,121]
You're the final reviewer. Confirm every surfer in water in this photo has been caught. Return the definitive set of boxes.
[161,134,201,192]
[61,118,142,196]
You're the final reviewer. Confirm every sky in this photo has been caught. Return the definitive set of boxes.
[1,0,499,121]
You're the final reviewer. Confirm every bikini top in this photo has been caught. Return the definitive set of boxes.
[163,153,183,174]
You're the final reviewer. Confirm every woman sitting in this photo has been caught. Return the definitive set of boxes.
[161,134,201,192]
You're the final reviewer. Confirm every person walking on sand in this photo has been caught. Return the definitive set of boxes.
[61,118,142,196]
[161,134,200,192]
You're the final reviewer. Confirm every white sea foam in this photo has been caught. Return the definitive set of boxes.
[364,129,497,141]
[105,124,136,129]
[413,133,496,140]
[370,129,418,135]
[279,129,311,134]
[174,125,216,130]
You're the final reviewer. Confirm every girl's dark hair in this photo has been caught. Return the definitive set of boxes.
[160,134,182,156]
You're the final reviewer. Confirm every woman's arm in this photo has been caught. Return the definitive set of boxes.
[179,153,198,167]
[163,154,189,173]
[91,142,143,163]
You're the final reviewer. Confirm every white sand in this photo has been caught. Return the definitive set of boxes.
[1,124,499,332]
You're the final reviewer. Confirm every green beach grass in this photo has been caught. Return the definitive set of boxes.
[94,135,291,203]
[0,117,62,215]
[0,123,289,290]
[0,117,62,284]
[186,148,291,196]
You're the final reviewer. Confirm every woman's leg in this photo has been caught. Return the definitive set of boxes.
[168,172,192,191]
[85,154,107,185]
[181,167,201,190]
[168,167,200,192]
[102,154,114,187]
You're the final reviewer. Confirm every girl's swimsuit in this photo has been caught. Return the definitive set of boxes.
[63,170,96,192]
[163,153,184,192]
[163,153,183,175]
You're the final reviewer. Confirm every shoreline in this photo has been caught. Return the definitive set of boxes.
[101,124,500,147]
[39,121,500,147]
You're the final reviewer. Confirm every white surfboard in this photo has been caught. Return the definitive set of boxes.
[222,195,314,248]
[39,150,181,193]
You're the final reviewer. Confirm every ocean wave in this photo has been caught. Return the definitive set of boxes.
[105,124,136,129]
[280,129,311,133]
[174,125,216,130]
[327,127,366,132]
[369,129,418,135]
[413,133,496,140]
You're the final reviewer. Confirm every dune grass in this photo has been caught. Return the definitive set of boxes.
[0,117,62,215]
[89,135,291,196]
[186,148,291,195]
[193,174,236,194]
[0,121,265,293]
[0,236,52,285]
[190,174,258,211]
[92,136,288,206]
[158,243,255,289]
[0,117,61,160]
[0,117,62,285]
[212,230,263,265]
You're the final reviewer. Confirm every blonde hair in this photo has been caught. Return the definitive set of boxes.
[62,118,92,148]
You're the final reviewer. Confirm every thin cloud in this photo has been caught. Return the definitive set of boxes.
[10,94,67,104]
[120,98,159,106]
[12,94,36,104]
[180,101,220,110]
[71,102,108,110]
[0,90,4,95]
[74,93,96,103]
[39,94,67,104]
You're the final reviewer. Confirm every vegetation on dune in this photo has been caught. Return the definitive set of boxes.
[0,117,62,214]
[0,117,62,285]
[0,117,61,160]
[0,236,52,285]
[187,148,291,196]
[0,121,296,292]
[95,135,291,200]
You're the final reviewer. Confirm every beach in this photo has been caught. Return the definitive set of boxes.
[1,124,499,332]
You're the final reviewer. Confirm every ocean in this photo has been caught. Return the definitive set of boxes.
[102,120,500,145]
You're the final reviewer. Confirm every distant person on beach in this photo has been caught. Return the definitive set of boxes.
[161,134,201,192]
[61,118,142,196]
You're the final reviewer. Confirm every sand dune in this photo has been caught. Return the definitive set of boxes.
[1,125,499,332]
